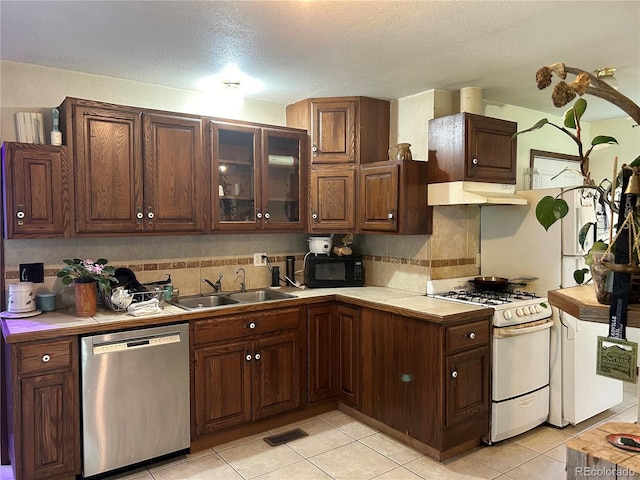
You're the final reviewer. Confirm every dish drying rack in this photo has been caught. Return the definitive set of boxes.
[100,288,166,312]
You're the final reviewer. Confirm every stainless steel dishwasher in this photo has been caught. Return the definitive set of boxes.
[80,323,190,477]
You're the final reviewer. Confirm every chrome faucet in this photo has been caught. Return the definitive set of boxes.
[202,274,223,293]
[236,268,246,292]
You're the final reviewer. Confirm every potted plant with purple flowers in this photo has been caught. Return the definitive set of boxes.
[57,258,117,316]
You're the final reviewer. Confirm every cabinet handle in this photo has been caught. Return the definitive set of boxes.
[246,322,257,330]
[254,353,261,361]
[245,353,252,361]
[468,332,476,339]
[312,213,318,220]
[264,212,270,220]
[16,205,25,225]
[256,212,263,219]
[472,158,478,165]
[42,354,51,363]
[312,143,319,156]
[451,370,458,379]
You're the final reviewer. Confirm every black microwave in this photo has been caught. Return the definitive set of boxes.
[305,255,365,288]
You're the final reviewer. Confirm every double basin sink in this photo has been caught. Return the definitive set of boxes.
[170,289,296,311]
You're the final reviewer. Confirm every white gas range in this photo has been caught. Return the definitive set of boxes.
[427,277,553,443]
[426,277,551,327]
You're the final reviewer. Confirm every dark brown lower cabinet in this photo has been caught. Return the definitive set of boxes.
[306,303,361,409]
[361,308,491,460]
[306,304,334,403]
[194,341,252,433]
[7,337,80,480]
[192,308,302,438]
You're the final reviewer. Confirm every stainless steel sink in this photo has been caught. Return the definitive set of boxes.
[170,289,295,311]
[174,295,239,310]
[226,290,296,303]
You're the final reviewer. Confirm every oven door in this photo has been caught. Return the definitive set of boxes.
[492,319,553,401]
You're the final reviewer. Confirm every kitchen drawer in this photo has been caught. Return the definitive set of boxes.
[445,320,489,352]
[18,338,75,375]
[193,307,301,345]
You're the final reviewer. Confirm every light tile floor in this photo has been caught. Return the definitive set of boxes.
[2,391,637,480]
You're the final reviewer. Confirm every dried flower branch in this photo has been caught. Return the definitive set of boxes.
[536,63,640,124]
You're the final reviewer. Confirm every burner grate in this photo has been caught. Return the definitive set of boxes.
[434,288,541,306]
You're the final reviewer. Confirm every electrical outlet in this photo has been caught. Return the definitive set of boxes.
[254,253,267,266]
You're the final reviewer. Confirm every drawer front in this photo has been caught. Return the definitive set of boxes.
[446,320,489,352]
[194,307,301,345]
[18,338,74,375]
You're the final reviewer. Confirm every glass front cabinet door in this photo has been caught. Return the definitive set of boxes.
[210,121,306,232]
[211,122,260,231]
[261,128,306,231]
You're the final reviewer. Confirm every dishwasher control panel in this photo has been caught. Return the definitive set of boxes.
[93,332,182,354]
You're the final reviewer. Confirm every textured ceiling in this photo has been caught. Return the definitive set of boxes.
[1,0,639,122]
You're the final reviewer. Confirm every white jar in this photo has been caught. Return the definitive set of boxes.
[8,282,35,312]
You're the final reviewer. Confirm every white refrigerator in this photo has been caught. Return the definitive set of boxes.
[480,188,623,427]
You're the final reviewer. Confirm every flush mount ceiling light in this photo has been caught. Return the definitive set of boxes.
[195,65,263,116]
[594,66,618,90]
[221,80,244,111]
[223,81,241,90]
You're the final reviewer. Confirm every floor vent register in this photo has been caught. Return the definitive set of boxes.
[263,428,308,446]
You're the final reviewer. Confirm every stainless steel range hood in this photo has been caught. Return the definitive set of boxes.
[428,181,527,206]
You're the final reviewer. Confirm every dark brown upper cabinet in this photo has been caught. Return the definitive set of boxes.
[60,97,204,235]
[209,120,307,232]
[428,112,517,184]
[2,142,73,238]
[286,96,390,165]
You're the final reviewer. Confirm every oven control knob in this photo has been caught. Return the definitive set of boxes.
[503,310,512,320]
[535,305,542,313]
[523,306,531,315]
[516,308,524,317]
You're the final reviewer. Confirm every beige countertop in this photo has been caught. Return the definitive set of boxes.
[1,286,493,343]
[548,285,640,328]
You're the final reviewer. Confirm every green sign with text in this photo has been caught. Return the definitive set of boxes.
[596,336,638,383]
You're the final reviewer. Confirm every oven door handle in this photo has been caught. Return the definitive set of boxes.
[493,319,553,338]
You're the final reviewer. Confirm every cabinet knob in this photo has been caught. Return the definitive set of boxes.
[247,322,257,330]
[147,211,155,220]
[468,332,476,339]
[256,212,263,219]
[264,212,270,220]
[312,213,318,220]
[312,143,319,156]
[387,212,394,220]
[451,370,458,379]
[254,353,261,361]
[472,158,478,165]
[42,354,51,363]
[136,208,144,221]
[245,353,252,361]
[16,206,25,226]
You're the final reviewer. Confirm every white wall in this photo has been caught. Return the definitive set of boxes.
[0,60,285,142]
[589,117,640,185]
